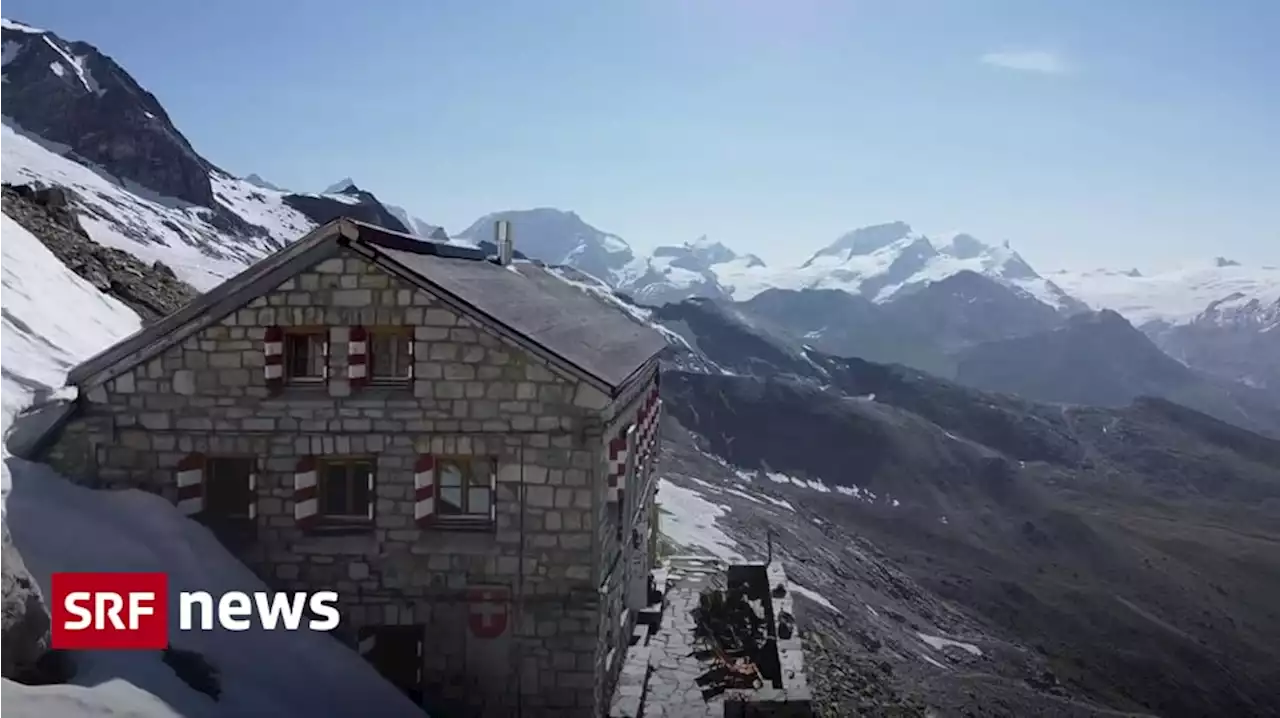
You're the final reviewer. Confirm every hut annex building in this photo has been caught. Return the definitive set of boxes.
[36,218,670,717]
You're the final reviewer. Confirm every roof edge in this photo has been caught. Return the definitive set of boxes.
[67,220,347,388]
[345,236,624,395]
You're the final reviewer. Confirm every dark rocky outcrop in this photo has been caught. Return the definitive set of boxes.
[163,646,221,700]
[881,270,1063,352]
[2,521,53,682]
[2,21,217,207]
[3,183,198,322]
[738,288,954,376]
[282,184,410,234]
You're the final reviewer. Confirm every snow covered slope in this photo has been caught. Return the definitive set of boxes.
[1045,261,1280,326]
[2,122,312,291]
[0,214,141,435]
[0,214,423,718]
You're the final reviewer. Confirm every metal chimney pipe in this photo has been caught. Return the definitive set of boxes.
[495,220,513,266]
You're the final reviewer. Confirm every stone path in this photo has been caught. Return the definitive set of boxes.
[610,557,813,718]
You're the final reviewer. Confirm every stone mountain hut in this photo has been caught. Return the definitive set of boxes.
[27,217,669,717]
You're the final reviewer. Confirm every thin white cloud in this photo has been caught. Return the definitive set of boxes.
[980,50,1074,75]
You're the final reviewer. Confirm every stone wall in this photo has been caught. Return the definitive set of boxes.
[45,248,654,716]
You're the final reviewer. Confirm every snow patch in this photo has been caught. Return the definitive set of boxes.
[2,40,23,67]
[2,18,45,34]
[789,583,841,614]
[765,471,831,493]
[920,654,947,669]
[40,34,100,95]
[834,484,877,503]
[917,632,984,657]
[657,479,742,561]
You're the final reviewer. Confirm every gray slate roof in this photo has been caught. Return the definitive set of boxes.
[67,219,667,394]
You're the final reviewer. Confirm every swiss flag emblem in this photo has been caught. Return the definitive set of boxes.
[467,586,509,639]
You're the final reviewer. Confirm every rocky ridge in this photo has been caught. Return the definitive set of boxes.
[2,18,216,208]
[2,183,198,323]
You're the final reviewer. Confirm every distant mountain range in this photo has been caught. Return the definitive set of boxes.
[446,207,1276,391]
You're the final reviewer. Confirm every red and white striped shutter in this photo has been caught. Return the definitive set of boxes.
[294,456,318,528]
[608,424,633,505]
[488,457,498,523]
[606,432,625,505]
[247,465,259,521]
[406,333,415,380]
[264,325,284,393]
[348,325,368,389]
[413,454,436,526]
[175,453,205,516]
[637,405,650,477]
[321,330,331,382]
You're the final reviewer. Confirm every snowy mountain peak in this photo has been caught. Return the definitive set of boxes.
[935,232,988,260]
[322,177,357,194]
[455,208,636,285]
[1,17,45,34]
[806,221,917,265]
[382,202,445,241]
[243,173,283,192]
[681,235,739,265]
[1215,256,1241,268]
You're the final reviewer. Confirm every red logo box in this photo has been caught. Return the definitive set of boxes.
[51,572,169,650]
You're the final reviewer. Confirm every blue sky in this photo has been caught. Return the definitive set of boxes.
[7,0,1278,270]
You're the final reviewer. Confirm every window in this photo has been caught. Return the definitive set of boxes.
[370,328,412,382]
[358,625,424,705]
[206,457,254,519]
[436,457,495,525]
[319,458,373,522]
[285,330,327,382]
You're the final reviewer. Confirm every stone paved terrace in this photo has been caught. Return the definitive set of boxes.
[610,557,814,718]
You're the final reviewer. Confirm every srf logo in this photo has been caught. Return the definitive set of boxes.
[52,572,169,650]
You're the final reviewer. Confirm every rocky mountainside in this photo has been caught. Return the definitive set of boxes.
[2,183,197,323]
[953,309,1280,438]
[1,18,216,208]
[319,178,442,238]
[651,298,1280,717]
[1,18,417,293]
[733,288,954,376]
[880,270,1064,351]
[696,270,1063,381]
[280,183,409,235]
[1148,293,1280,391]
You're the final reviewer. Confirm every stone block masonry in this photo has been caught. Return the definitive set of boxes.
[43,249,658,717]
